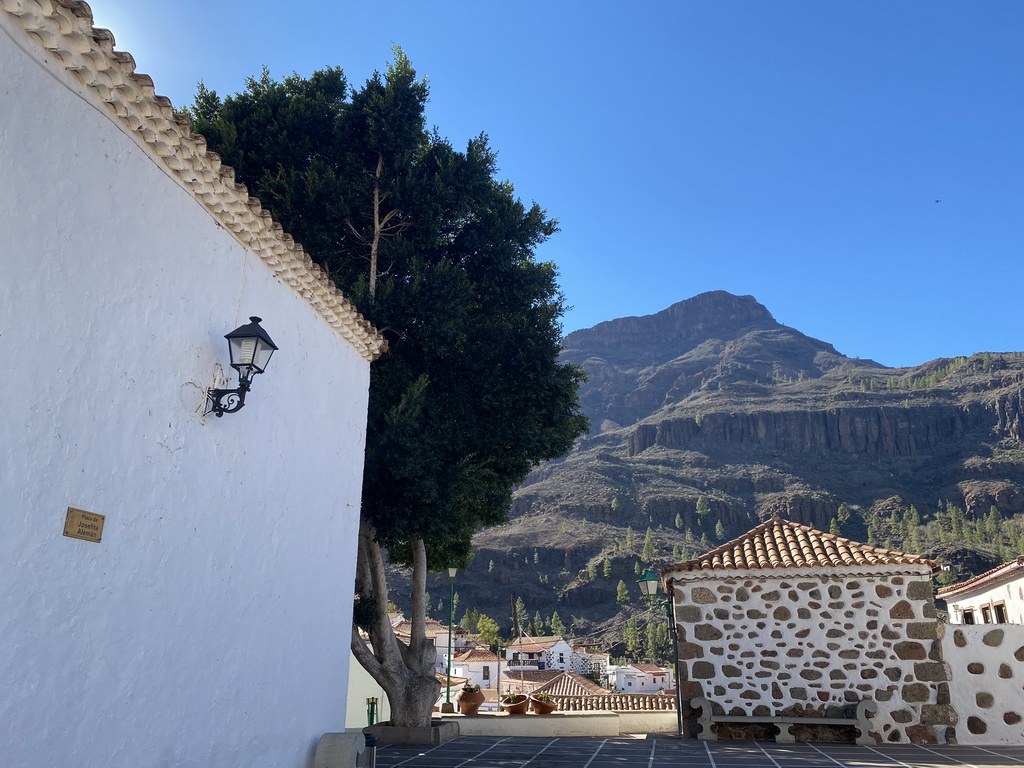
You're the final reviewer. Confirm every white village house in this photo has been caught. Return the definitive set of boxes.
[1,3,384,766]
[938,557,1024,625]
[615,663,674,693]
[505,635,575,671]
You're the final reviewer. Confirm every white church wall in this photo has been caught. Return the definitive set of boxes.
[1,10,374,767]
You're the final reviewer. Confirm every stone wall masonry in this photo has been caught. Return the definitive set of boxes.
[673,567,950,744]
[940,624,1024,744]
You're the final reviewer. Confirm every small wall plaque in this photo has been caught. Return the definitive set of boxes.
[64,507,105,543]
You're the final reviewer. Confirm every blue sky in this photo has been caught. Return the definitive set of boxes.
[91,1,1022,367]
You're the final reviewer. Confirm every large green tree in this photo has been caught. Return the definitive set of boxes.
[189,52,586,726]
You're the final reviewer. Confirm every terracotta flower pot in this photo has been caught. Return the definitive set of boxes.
[457,689,485,716]
[500,694,530,715]
[530,695,558,715]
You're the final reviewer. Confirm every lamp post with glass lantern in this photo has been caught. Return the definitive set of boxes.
[636,569,684,737]
[440,565,457,713]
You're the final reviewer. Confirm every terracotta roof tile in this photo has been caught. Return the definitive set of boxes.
[506,635,564,652]
[0,0,385,360]
[454,648,499,662]
[666,515,935,574]
[533,672,611,697]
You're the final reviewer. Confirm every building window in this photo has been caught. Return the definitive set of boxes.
[962,609,975,624]
[981,606,992,624]
[483,666,490,681]
[994,603,1007,624]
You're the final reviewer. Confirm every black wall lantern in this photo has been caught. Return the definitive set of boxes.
[206,316,278,417]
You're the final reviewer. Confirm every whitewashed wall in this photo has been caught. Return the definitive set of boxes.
[1,20,370,768]
[941,624,1024,744]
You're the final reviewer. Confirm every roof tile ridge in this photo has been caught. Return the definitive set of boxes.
[3,0,385,360]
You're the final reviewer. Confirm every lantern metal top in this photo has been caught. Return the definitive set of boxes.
[636,569,660,598]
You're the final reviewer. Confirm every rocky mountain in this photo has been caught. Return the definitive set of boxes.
[415,291,1024,641]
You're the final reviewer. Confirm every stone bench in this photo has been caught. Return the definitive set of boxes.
[691,697,876,745]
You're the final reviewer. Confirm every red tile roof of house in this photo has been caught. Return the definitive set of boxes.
[665,515,935,573]
[937,557,1024,600]
[506,635,565,653]
[454,648,499,663]
[533,672,611,697]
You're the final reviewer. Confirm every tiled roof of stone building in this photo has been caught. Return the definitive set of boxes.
[666,515,935,573]
[1,0,385,361]
[936,556,1024,600]
[533,672,611,697]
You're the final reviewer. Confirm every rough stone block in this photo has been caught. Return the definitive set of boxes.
[905,724,939,744]
[876,585,893,599]
[976,692,994,709]
[967,663,984,675]
[680,642,704,660]
[773,606,791,621]
[906,622,939,640]
[982,629,1005,647]
[891,709,913,723]
[901,683,928,702]
[1015,645,1024,662]
[999,663,1013,679]
[678,605,702,623]
[691,661,715,679]
[691,587,716,604]
[881,626,900,640]
[694,623,723,641]
[894,641,926,661]
[953,630,967,648]
[920,704,957,727]
[723,665,742,678]
[914,662,948,683]
[906,581,932,600]
[1004,712,1022,725]
[889,600,914,619]
[967,716,987,734]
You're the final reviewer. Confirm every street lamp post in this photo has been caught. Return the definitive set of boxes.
[637,569,684,738]
[441,565,457,713]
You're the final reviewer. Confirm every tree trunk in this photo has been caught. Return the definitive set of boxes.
[351,522,440,728]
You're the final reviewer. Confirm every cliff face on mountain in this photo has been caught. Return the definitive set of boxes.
[415,292,1024,637]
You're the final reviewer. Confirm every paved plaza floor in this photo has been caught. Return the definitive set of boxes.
[374,735,1024,768]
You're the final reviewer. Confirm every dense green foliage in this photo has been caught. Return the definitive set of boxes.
[189,53,587,569]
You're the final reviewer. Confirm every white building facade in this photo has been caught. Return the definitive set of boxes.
[938,558,1024,625]
[615,664,674,693]
[0,4,384,767]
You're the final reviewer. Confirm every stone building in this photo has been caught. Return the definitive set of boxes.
[663,516,954,744]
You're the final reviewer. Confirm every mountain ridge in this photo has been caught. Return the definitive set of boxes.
[407,291,1024,642]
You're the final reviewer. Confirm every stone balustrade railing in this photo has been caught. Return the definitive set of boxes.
[551,694,676,712]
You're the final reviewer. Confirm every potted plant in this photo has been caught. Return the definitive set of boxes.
[499,691,530,715]
[456,683,485,716]
[529,691,558,715]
